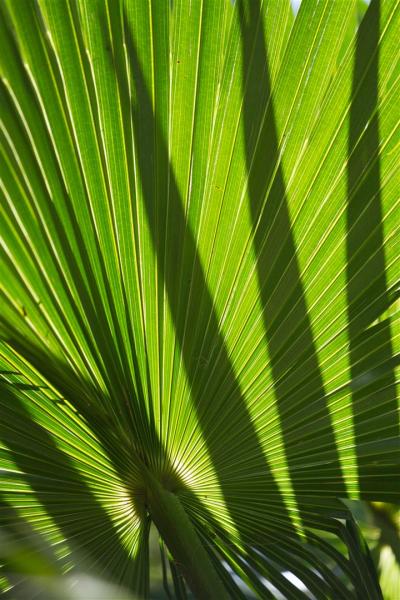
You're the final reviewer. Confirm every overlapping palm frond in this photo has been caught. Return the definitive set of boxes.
[1,0,399,597]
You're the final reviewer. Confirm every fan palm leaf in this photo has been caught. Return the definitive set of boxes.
[1,0,399,597]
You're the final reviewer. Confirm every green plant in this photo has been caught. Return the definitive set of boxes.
[348,502,400,600]
[1,0,399,597]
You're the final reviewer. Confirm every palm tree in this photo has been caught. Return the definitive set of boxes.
[0,0,398,597]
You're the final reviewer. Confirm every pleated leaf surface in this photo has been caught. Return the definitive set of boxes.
[1,0,399,597]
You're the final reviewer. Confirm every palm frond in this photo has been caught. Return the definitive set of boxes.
[1,0,399,596]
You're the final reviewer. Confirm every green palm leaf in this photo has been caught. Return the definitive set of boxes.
[1,0,399,597]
